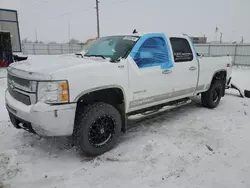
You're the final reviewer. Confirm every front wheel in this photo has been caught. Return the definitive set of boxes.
[201,80,224,109]
[73,102,122,157]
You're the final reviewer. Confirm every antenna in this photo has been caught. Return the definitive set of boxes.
[132,29,138,34]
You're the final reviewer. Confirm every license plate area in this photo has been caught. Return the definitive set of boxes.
[7,110,36,134]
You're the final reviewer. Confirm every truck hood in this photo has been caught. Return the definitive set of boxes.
[8,54,108,80]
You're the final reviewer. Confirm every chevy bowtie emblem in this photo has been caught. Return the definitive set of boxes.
[10,80,15,89]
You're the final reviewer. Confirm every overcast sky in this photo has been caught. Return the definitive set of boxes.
[2,0,250,43]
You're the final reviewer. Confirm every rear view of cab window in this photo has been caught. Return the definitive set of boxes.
[170,38,193,62]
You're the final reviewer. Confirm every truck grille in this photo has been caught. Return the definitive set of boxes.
[8,87,31,105]
[7,73,31,88]
[7,72,37,105]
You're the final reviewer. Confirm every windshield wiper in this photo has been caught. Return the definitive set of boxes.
[84,54,106,59]
[110,58,120,63]
[75,53,84,58]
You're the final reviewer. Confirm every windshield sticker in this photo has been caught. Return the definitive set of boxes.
[123,36,138,42]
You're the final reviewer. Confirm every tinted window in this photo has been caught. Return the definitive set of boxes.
[133,37,171,68]
[170,38,193,62]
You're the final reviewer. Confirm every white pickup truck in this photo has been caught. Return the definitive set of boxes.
[5,33,232,156]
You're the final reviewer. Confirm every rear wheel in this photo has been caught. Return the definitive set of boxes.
[73,102,121,156]
[201,80,224,109]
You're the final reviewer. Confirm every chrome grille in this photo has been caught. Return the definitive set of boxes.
[7,72,37,105]
[7,73,37,93]
[7,73,30,88]
[8,87,31,105]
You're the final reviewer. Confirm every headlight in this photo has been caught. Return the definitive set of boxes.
[37,80,69,104]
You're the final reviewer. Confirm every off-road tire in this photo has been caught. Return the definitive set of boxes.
[73,102,121,156]
[201,80,224,109]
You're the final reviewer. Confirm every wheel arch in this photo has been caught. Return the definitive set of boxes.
[208,69,227,96]
[73,85,127,132]
[211,69,227,81]
[74,85,126,103]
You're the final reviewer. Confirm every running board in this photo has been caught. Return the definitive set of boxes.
[132,99,192,118]
[127,98,191,116]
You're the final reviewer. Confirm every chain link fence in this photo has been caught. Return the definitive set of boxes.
[20,43,250,66]
[22,43,82,55]
[195,44,250,66]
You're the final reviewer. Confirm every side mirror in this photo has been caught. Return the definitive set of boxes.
[197,53,204,58]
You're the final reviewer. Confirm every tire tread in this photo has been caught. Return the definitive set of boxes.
[73,102,121,156]
[201,80,223,109]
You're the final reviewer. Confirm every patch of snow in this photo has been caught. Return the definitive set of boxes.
[0,67,249,188]
[0,68,7,79]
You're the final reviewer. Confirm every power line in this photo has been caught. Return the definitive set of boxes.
[94,0,131,38]
[108,0,131,5]
[43,0,132,20]
[46,7,93,20]
[21,0,136,41]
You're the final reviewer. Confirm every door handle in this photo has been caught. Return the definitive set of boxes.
[162,70,172,74]
[118,65,124,68]
[189,66,197,71]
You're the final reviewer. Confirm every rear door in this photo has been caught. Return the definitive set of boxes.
[169,37,199,97]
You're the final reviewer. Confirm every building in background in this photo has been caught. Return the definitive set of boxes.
[0,30,13,68]
[190,36,207,44]
[0,9,21,52]
[0,9,27,65]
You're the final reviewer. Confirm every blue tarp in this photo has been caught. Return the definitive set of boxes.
[129,33,173,70]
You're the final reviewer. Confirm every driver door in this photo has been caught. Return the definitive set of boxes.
[127,33,175,111]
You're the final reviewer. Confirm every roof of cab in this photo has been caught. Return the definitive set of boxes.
[102,32,189,39]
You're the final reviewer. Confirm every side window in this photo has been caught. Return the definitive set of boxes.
[170,38,193,62]
[133,37,171,69]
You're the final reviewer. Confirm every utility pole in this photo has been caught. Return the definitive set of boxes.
[214,26,219,42]
[220,32,222,44]
[95,0,100,38]
[68,20,71,53]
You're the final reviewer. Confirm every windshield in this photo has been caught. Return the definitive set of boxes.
[83,35,139,61]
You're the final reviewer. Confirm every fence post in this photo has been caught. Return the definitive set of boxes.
[33,44,36,55]
[208,44,211,56]
[47,44,50,55]
[233,44,238,65]
[61,44,63,54]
